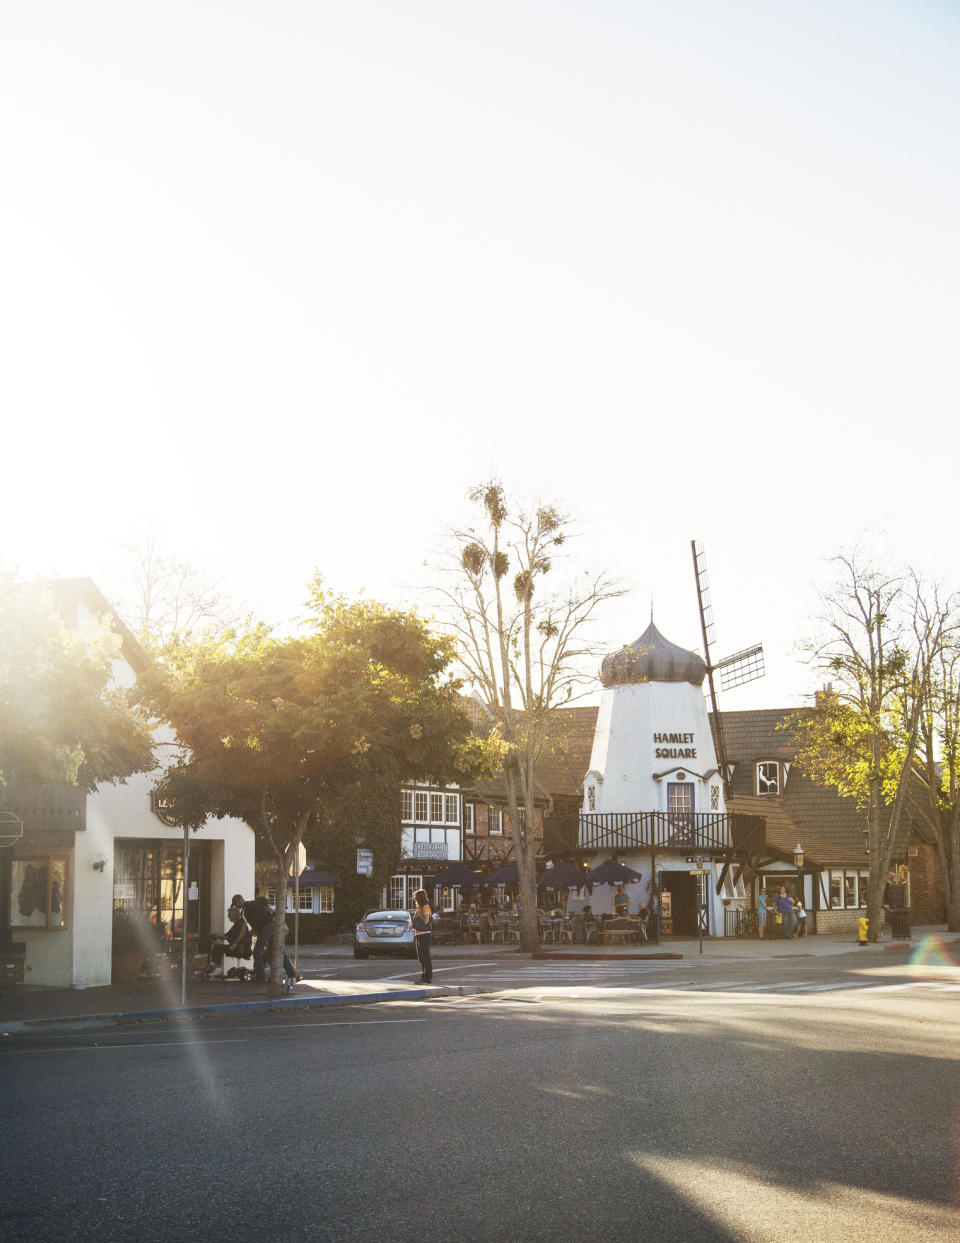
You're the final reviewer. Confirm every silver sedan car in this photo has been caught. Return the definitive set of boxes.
[353,909,418,959]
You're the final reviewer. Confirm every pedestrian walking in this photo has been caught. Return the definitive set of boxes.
[245,893,301,984]
[412,888,433,984]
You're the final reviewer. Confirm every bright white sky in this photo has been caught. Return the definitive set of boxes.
[3,1,958,710]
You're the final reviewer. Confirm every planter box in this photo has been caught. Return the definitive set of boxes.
[111,951,145,986]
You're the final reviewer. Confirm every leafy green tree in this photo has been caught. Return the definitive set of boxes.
[306,755,404,928]
[436,482,622,953]
[792,554,951,941]
[0,579,154,796]
[135,579,504,994]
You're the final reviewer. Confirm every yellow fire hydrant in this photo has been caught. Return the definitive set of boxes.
[857,916,869,945]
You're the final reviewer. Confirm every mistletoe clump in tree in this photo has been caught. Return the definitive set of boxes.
[135,577,504,994]
[437,482,622,953]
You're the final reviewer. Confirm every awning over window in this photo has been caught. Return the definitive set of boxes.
[294,870,340,887]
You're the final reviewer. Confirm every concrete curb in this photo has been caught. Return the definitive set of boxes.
[0,988,431,1036]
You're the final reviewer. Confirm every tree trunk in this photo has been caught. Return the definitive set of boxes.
[267,854,289,999]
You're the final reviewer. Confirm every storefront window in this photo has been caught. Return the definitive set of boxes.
[113,841,207,939]
[10,856,68,929]
[844,873,857,909]
[829,871,843,909]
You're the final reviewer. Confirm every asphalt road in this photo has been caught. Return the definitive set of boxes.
[306,946,958,998]
[2,954,958,1242]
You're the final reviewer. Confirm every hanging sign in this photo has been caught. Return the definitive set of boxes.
[357,849,374,876]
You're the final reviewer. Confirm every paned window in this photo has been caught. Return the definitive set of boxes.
[464,804,476,834]
[667,783,694,813]
[828,870,870,908]
[756,761,780,796]
[401,790,414,821]
[444,794,460,824]
[587,786,596,812]
[317,886,335,913]
[710,785,720,811]
[389,874,422,910]
[431,792,444,822]
[490,807,505,835]
[10,856,68,930]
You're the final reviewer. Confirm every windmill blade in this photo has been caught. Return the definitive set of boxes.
[691,540,732,800]
[691,539,716,653]
[717,643,765,691]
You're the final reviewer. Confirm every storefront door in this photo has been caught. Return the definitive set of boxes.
[660,871,698,935]
[113,839,210,941]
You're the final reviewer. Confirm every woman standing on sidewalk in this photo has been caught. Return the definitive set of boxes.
[775,886,796,939]
[412,888,433,984]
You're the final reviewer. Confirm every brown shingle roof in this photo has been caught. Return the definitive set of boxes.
[726,794,869,867]
[716,707,911,861]
[458,696,597,804]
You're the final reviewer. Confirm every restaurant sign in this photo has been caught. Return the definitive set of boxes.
[412,842,448,860]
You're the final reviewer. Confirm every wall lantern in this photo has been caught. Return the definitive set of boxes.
[792,842,804,871]
[92,854,108,873]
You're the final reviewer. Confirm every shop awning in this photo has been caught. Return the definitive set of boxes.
[295,870,340,887]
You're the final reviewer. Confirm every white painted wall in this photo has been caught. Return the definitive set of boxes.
[583,680,724,816]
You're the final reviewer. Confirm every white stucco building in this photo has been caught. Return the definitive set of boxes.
[2,580,255,988]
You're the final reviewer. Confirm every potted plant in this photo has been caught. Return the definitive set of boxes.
[111,908,160,985]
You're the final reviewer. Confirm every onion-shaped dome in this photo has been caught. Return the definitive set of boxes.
[600,620,707,688]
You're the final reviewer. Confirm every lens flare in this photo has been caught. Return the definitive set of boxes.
[908,933,959,974]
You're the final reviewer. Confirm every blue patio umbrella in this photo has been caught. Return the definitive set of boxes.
[583,858,643,913]
[433,862,484,889]
[536,861,586,890]
[481,860,520,887]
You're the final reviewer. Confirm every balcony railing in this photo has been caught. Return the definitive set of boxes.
[577,811,765,855]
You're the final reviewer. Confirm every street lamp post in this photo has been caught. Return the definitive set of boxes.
[793,842,804,938]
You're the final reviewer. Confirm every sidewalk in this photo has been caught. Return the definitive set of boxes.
[2,926,956,1036]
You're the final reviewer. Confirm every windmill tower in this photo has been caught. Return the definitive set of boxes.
[691,539,765,801]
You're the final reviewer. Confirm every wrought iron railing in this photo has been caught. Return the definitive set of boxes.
[577,811,765,854]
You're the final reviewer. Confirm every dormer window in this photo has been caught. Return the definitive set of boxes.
[756,761,780,796]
